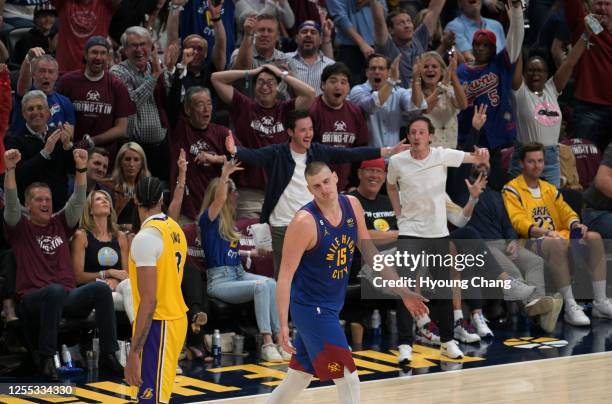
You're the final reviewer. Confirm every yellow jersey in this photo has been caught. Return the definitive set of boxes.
[129,215,188,320]
[502,174,579,239]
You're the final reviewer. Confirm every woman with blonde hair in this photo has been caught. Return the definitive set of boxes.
[71,190,133,323]
[412,51,468,149]
[102,142,151,227]
[198,159,288,363]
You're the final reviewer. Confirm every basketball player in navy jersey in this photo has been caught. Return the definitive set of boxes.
[268,161,429,404]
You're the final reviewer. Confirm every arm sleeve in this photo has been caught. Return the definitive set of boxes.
[441,148,466,168]
[399,88,424,112]
[327,0,354,34]
[505,7,524,63]
[64,183,87,228]
[131,227,164,266]
[324,144,380,164]
[554,190,580,229]
[3,187,22,228]
[235,144,278,167]
[348,86,379,114]
[502,185,533,238]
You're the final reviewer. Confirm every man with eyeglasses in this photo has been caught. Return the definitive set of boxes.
[110,26,169,180]
[348,53,426,150]
[211,64,315,218]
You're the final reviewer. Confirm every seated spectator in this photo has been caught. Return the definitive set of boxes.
[349,54,426,149]
[559,138,602,189]
[13,51,75,136]
[3,148,123,380]
[502,142,612,326]
[13,4,57,65]
[83,147,114,196]
[286,20,335,95]
[101,142,151,227]
[58,36,135,157]
[4,90,75,211]
[510,34,589,187]
[71,190,133,323]
[51,0,120,74]
[198,159,288,362]
[370,0,445,87]
[445,0,506,64]
[212,64,315,218]
[583,142,612,239]
[412,51,468,149]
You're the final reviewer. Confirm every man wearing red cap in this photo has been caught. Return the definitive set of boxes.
[455,1,524,191]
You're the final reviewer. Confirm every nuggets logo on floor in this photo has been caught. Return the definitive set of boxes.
[504,337,568,349]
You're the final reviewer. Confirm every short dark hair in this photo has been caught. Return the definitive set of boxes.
[367,53,391,69]
[25,182,51,204]
[386,9,413,29]
[89,147,109,160]
[519,142,545,161]
[254,66,281,84]
[135,176,165,210]
[407,116,436,135]
[321,62,351,84]
[286,109,312,131]
[305,161,330,178]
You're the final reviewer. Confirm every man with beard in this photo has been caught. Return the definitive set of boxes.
[12,50,75,136]
[445,0,506,64]
[310,62,369,192]
[83,147,114,198]
[212,64,315,218]
[370,0,445,87]
[287,20,335,95]
[348,53,425,149]
[58,36,135,155]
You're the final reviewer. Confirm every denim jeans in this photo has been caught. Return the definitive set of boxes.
[207,265,280,335]
[582,208,612,239]
[573,100,612,151]
[19,282,119,356]
[509,144,560,187]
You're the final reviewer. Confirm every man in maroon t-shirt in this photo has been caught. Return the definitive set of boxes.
[51,0,119,74]
[310,62,369,191]
[212,63,315,218]
[169,87,241,220]
[58,36,135,157]
[3,148,122,381]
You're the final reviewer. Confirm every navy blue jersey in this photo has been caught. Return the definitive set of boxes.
[291,195,358,312]
[198,209,241,269]
[457,51,517,150]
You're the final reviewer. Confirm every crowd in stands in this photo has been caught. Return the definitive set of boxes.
[0,0,611,380]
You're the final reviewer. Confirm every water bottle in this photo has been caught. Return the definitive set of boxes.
[388,310,398,334]
[61,344,73,368]
[53,352,61,369]
[212,329,222,358]
[371,309,382,337]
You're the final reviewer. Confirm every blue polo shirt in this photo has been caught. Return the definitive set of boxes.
[11,91,75,135]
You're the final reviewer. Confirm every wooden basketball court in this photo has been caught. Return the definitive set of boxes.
[219,351,612,404]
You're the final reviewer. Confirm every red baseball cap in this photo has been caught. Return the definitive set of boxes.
[360,158,386,171]
[473,29,497,50]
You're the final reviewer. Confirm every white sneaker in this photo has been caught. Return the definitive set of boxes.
[440,340,463,360]
[261,343,283,362]
[276,344,292,361]
[564,303,591,326]
[453,319,481,343]
[397,344,412,365]
[592,299,612,319]
[471,312,494,338]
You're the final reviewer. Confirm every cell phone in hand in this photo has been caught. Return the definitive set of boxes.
[585,14,604,35]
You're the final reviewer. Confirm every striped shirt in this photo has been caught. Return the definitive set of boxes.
[110,60,166,145]
[287,51,335,96]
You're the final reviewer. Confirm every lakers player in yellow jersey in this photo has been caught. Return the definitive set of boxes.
[125,177,188,404]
